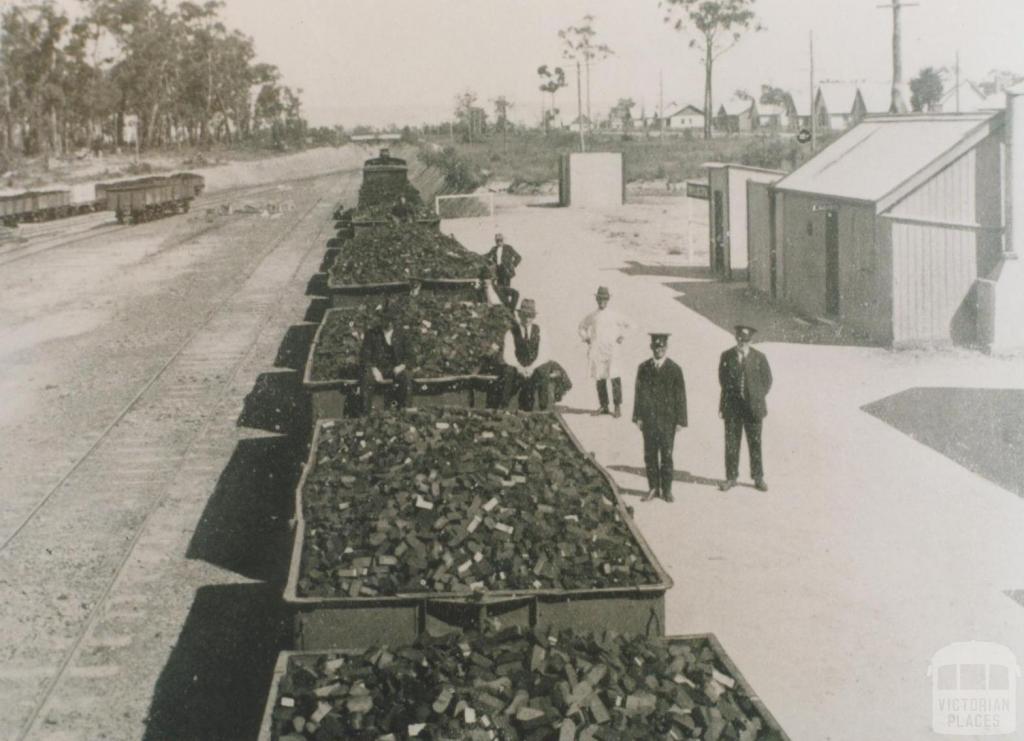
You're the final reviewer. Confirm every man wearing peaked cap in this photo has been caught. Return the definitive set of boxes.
[578,285,634,417]
[633,333,687,502]
[718,325,773,492]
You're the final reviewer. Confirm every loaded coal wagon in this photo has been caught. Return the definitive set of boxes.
[105,175,202,224]
[0,190,73,226]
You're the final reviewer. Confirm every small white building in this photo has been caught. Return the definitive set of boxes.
[661,104,704,131]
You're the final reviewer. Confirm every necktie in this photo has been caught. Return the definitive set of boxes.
[738,351,747,399]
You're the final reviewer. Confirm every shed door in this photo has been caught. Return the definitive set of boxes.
[713,191,725,273]
[825,210,840,317]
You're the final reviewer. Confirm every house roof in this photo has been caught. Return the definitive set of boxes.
[939,81,1002,112]
[789,89,814,117]
[774,112,1002,207]
[817,81,860,115]
[719,99,754,116]
[857,82,895,113]
[665,104,703,117]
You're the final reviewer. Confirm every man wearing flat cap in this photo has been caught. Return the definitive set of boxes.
[633,333,687,502]
[718,325,773,491]
[358,303,413,415]
[484,233,522,297]
[578,286,634,417]
[498,298,551,411]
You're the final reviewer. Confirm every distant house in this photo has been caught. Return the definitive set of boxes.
[855,82,896,120]
[789,89,816,131]
[815,82,861,130]
[757,103,790,131]
[568,115,593,133]
[715,99,758,133]
[662,104,704,131]
[937,80,1002,113]
[607,106,635,131]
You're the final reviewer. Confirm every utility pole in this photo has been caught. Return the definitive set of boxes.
[659,69,665,142]
[809,31,816,153]
[877,0,919,113]
[955,50,961,113]
[576,60,585,152]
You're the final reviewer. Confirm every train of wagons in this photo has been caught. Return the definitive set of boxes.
[0,172,205,227]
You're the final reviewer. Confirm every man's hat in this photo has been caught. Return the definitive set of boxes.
[734,324,757,340]
[649,332,670,347]
[595,286,610,300]
[518,298,537,317]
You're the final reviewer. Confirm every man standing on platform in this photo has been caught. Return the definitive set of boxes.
[633,333,687,502]
[498,298,550,411]
[718,325,773,492]
[358,304,413,415]
[484,233,521,297]
[578,285,633,417]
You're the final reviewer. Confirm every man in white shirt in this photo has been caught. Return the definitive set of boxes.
[578,285,633,417]
[497,298,550,411]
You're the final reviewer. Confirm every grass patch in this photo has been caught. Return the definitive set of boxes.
[421,130,838,187]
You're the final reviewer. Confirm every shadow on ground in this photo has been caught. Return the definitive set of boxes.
[143,582,289,741]
[273,323,317,371]
[862,387,1024,497]
[304,297,329,324]
[305,272,328,297]
[610,464,722,490]
[619,260,877,347]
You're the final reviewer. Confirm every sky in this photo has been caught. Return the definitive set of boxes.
[60,0,1024,128]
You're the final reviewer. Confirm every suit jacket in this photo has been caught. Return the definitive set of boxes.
[718,346,772,420]
[633,358,687,434]
[485,243,522,280]
[359,327,412,372]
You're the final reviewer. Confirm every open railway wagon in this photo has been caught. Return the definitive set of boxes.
[105,174,201,224]
[303,298,505,418]
[259,631,791,740]
[284,409,673,651]
[0,189,77,226]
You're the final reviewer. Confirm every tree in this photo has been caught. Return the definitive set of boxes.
[559,15,613,147]
[492,95,513,150]
[733,88,753,101]
[453,89,479,142]
[610,98,635,130]
[976,69,1023,98]
[759,84,788,106]
[536,64,566,134]
[909,66,943,112]
[661,0,762,139]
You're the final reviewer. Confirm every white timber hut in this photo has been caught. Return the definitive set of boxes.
[705,163,785,280]
[750,112,1006,347]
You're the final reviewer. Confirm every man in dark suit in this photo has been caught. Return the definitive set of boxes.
[484,233,522,294]
[358,304,413,415]
[633,333,687,502]
[718,325,773,492]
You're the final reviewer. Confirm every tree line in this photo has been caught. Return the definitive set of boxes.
[0,0,308,160]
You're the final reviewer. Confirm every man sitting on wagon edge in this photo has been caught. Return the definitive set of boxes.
[497,298,551,412]
[358,303,413,415]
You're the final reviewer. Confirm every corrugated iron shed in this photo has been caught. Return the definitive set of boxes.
[773,112,1000,206]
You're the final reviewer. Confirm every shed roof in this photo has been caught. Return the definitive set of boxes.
[774,112,1001,206]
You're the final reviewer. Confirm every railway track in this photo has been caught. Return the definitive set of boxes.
[0,177,342,738]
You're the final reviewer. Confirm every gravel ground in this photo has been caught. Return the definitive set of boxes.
[444,195,1024,741]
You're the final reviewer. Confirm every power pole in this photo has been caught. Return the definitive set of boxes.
[877,0,919,113]
[576,60,585,152]
[955,50,961,113]
[659,69,665,142]
[810,31,816,153]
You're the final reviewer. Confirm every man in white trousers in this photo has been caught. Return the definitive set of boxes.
[578,286,634,417]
